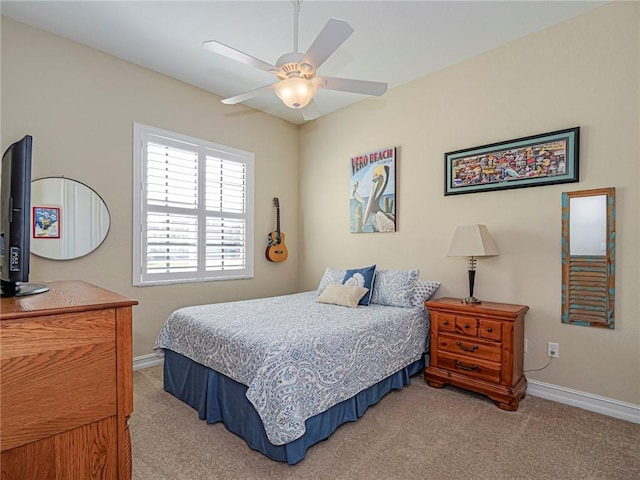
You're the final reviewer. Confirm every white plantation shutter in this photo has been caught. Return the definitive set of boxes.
[133,124,254,285]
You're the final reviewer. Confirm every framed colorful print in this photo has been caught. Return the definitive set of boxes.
[350,147,397,233]
[33,206,60,238]
[444,127,579,196]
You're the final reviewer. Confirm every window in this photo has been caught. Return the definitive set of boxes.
[133,123,254,286]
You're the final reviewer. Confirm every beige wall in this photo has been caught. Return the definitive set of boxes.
[1,17,300,357]
[1,2,638,406]
[299,2,639,404]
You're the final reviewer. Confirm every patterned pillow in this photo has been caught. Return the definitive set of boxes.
[316,284,369,308]
[370,268,420,308]
[342,264,376,306]
[411,280,441,307]
[316,267,346,295]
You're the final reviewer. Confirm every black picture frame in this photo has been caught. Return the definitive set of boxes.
[444,127,580,196]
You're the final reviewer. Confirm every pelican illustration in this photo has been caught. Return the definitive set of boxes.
[363,165,395,232]
[352,181,365,205]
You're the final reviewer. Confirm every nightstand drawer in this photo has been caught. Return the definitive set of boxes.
[437,334,502,363]
[437,314,456,333]
[479,319,502,341]
[438,352,501,384]
[455,316,478,337]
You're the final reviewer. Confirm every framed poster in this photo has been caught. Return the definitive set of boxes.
[33,206,60,238]
[350,147,396,233]
[444,127,579,195]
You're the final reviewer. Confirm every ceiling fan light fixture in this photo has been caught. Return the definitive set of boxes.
[274,76,318,109]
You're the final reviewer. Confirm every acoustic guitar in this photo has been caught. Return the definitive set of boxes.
[266,197,288,262]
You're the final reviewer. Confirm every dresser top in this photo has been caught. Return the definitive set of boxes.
[1,280,138,320]
[426,297,529,316]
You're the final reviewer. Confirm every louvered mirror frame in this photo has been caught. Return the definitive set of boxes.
[561,187,615,328]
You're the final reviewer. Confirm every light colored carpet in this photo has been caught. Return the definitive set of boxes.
[131,366,639,479]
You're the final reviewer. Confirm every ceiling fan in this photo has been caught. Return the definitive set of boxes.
[203,1,387,121]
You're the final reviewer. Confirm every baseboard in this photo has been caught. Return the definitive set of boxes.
[131,353,639,424]
[527,379,640,424]
[133,352,164,371]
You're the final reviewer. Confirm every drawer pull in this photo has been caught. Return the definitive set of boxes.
[456,341,478,352]
[455,360,478,371]
[443,320,449,326]
[464,323,470,329]
[487,327,493,332]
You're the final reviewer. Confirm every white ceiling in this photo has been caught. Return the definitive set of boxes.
[1,1,606,125]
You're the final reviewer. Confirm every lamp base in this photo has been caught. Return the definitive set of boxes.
[462,296,481,304]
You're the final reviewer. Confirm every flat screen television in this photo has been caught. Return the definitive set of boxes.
[0,135,48,297]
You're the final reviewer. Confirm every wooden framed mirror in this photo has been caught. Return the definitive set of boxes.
[561,188,615,328]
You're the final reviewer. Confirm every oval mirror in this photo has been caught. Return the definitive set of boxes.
[31,177,110,260]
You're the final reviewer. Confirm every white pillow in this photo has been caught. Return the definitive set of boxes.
[316,267,346,295]
[411,280,441,307]
[370,268,420,307]
[316,284,369,308]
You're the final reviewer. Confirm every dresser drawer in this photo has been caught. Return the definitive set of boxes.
[1,309,117,451]
[437,351,501,384]
[455,316,478,337]
[437,314,456,333]
[479,319,502,341]
[437,334,502,363]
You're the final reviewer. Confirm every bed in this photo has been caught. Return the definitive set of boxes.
[155,268,439,464]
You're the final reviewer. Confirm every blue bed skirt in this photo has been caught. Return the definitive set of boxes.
[163,349,425,465]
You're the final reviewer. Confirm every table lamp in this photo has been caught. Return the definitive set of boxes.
[447,224,499,304]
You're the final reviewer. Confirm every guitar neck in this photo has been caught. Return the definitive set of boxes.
[276,206,281,236]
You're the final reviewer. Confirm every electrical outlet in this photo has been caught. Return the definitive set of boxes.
[524,337,528,353]
[547,342,559,358]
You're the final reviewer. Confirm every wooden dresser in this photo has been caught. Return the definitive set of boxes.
[1,280,137,479]
[424,297,529,411]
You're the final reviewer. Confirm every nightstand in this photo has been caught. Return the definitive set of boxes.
[424,297,529,411]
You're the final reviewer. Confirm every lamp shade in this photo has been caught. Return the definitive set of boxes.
[447,224,499,257]
[274,77,318,109]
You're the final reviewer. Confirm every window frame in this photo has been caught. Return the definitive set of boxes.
[133,123,254,286]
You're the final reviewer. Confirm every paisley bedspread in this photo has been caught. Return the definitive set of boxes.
[155,291,429,445]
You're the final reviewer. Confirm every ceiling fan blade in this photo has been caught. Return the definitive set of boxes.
[301,100,321,121]
[300,18,354,70]
[321,76,388,96]
[221,84,275,105]
[203,40,276,73]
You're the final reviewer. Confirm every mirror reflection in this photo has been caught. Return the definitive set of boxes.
[569,195,607,256]
[31,177,110,260]
[561,188,615,328]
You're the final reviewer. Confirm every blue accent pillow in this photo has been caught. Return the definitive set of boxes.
[342,264,376,306]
